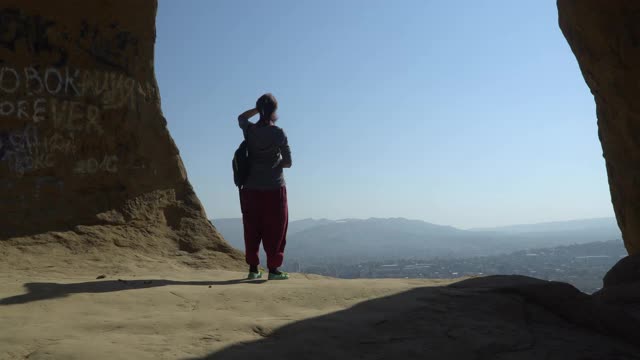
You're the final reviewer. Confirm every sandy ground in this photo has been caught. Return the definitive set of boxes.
[0,267,456,360]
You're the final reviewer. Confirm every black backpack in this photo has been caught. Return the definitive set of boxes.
[232,126,251,188]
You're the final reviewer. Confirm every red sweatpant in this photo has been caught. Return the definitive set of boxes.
[240,186,288,269]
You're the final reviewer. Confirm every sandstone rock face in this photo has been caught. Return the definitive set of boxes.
[0,0,241,265]
[558,0,640,255]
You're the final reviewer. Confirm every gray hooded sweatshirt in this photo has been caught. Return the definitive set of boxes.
[238,116,292,189]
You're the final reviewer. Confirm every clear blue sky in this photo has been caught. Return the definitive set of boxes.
[155,0,613,229]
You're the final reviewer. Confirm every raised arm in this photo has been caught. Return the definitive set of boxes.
[238,108,259,130]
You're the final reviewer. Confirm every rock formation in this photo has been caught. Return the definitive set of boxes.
[0,0,242,267]
[558,0,640,256]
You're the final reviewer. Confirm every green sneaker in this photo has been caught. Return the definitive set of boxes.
[247,271,263,280]
[268,272,290,280]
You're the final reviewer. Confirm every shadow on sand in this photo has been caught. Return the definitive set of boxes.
[189,276,640,360]
[0,278,266,305]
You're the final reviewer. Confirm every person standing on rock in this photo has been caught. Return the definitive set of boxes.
[237,93,291,280]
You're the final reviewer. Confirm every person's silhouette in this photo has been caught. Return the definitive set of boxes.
[237,93,291,280]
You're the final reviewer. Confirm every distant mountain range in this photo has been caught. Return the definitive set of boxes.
[470,217,618,233]
[211,217,622,261]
